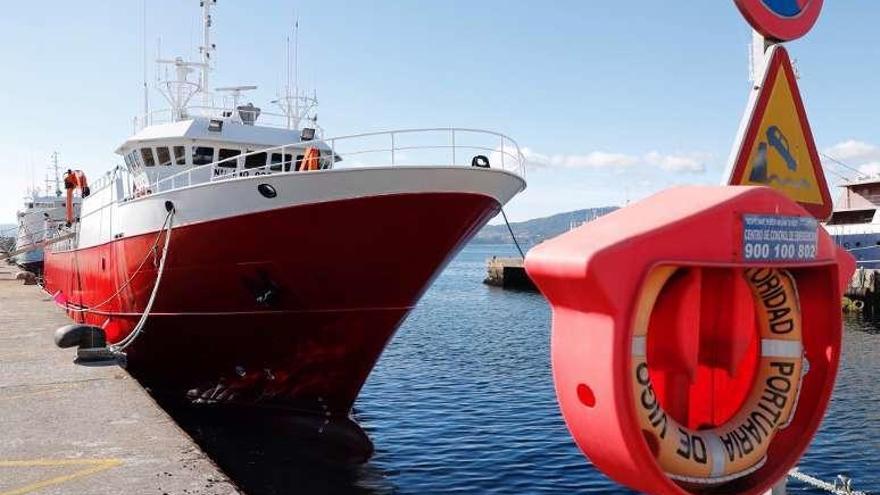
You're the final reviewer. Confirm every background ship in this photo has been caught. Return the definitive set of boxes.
[43,0,526,444]
[8,152,79,274]
[824,176,880,268]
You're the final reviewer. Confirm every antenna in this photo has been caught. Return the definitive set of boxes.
[294,14,299,95]
[50,152,61,197]
[199,0,217,106]
[28,151,34,197]
[156,57,207,120]
[142,0,150,127]
[272,16,318,131]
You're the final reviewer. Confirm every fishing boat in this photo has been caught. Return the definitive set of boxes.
[10,153,78,274]
[43,0,525,441]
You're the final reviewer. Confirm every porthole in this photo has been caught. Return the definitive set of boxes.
[257,184,277,198]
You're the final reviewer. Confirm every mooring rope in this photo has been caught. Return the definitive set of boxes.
[501,207,525,259]
[110,206,175,353]
[788,469,869,495]
[60,209,174,313]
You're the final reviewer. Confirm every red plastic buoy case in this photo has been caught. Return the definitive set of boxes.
[525,186,854,495]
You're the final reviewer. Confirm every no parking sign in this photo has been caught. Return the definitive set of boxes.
[734,0,824,41]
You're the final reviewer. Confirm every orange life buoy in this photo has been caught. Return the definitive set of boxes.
[632,266,804,485]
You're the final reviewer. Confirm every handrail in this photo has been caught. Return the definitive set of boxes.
[143,128,526,198]
[136,105,326,134]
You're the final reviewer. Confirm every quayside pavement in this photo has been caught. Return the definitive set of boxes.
[0,265,239,495]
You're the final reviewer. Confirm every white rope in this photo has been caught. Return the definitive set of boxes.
[788,469,869,495]
[110,207,175,353]
[61,210,173,313]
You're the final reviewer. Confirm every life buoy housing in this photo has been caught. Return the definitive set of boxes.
[632,266,804,485]
[300,147,320,171]
[63,170,90,226]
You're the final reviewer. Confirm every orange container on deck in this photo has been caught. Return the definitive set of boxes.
[525,185,854,495]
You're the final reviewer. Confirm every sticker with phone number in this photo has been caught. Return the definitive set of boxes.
[742,214,818,262]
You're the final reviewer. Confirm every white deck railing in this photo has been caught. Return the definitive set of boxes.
[147,128,525,195]
[136,106,324,135]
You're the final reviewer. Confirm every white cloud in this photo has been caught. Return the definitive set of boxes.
[824,140,880,163]
[644,151,708,173]
[516,147,707,174]
[858,162,880,176]
[823,140,880,179]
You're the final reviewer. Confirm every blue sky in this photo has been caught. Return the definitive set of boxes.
[1,1,878,224]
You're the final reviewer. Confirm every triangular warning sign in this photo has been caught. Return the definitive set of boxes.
[725,45,832,220]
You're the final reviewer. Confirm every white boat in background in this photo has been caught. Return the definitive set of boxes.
[12,153,79,274]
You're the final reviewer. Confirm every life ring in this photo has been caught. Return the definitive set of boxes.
[852,299,865,311]
[631,266,804,485]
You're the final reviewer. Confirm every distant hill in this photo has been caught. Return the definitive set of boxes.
[474,207,618,246]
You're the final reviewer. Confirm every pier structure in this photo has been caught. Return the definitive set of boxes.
[844,266,880,315]
[483,257,537,291]
[0,266,237,494]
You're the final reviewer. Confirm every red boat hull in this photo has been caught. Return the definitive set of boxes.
[44,192,498,416]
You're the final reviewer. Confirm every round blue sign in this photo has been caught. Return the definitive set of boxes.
[734,0,823,41]
[763,0,806,17]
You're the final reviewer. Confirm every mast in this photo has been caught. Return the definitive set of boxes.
[143,0,150,126]
[51,152,61,197]
[154,1,213,122]
[294,15,299,105]
[273,17,318,131]
[200,0,217,106]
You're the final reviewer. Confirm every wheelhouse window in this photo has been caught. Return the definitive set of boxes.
[244,152,268,169]
[173,146,186,165]
[156,146,172,166]
[131,151,144,169]
[141,148,156,167]
[218,148,241,169]
[270,153,294,171]
[192,147,215,166]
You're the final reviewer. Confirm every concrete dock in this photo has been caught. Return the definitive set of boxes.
[0,265,239,495]
[483,257,538,291]
[844,267,880,316]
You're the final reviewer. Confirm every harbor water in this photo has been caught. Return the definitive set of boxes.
[176,243,879,494]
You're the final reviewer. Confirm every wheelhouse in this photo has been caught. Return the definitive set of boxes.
[117,115,333,194]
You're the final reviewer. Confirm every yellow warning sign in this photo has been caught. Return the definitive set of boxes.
[726,45,832,220]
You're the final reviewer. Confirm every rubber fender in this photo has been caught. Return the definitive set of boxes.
[54,324,107,349]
